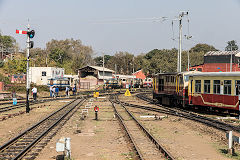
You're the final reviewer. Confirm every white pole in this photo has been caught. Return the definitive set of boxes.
[230,45,233,72]
[26,23,30,113]
[187,49,190,71]
[132,57,134,89]
[65,137,71,158]
[179,18,182,73]
[228,130,233,154]
[103,53,105,89]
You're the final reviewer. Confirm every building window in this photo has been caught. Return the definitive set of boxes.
[197,68,202,71]
[224,80,231,95]
[195,80,201,93]
[213,80,220,94]
[42,71,46,76]
[204,80,210,93]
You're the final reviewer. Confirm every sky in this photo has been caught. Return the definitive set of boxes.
[0,0,240,56]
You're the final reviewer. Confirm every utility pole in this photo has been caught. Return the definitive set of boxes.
[185,35,192,71]
[230,45,233,72]
[132,57,134,89]
[177,11,188,72]
[102,53,105,89]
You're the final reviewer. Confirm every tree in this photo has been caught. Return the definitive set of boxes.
[190,43,218,53]
[46,38,94,74]
[0,34,16,49]
[30,48,48,67]
[225,40,238,51]
[94,55,113,67]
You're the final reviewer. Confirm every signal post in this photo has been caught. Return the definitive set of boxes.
[16,25,35,113]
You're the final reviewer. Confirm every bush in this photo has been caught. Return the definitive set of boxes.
[36,85,49,92]
[0,73,10,84]
[0,60,4,68]
[8,84,26,93]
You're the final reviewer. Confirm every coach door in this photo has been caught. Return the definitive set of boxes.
[158,78,164,92]
[236,80,240,100]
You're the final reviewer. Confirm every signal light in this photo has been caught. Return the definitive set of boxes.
[27,30,35,38]
[30,41,34,48]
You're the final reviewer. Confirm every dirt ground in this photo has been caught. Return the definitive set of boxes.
[37,97,132,160]
[1,93,238,160]
[119,94,234,160]
[0,99,71,145]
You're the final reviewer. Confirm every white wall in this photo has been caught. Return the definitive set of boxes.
[29,67,65,85]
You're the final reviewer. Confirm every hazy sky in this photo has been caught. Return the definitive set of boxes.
[0,0,239,56]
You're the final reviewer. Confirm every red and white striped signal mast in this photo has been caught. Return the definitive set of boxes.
[16,24,35,113]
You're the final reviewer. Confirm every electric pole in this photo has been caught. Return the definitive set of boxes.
[230,45,233,72]
[102,53,105,90]
[177,11,188,72]
[132,57,135,89]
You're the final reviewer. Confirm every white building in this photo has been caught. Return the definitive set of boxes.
[29,67,65,85]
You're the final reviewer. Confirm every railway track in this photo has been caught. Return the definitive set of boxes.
[110,94,174,160]
[0,98,85,160]
[116,93,240,133]
[0,97,75,114]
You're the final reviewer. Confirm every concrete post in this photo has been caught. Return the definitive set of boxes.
[228,131,234,155]
[65,138,71,158]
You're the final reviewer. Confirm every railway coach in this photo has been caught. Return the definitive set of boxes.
[188,72,240,113]
[153,71,196,107]
[153,71,240,114]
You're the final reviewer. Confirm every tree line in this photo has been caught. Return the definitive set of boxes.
[0,33,238,75]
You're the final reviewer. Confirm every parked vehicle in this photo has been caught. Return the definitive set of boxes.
[47,78,70,90]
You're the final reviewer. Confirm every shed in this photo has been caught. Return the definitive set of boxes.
[78,66,114,89]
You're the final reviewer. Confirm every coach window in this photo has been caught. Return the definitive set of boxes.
[204,80,210,93]
[213,80,220,94]
[224,80,231,95]
[195,80,201,93]
[184,75,189,82]
[166,76,169,82]
[236,80,240,95]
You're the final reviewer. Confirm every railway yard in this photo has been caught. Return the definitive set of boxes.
[0,90,239,160]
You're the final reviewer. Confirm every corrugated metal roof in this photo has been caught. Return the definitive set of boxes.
[204,51,240,56]
[79,65,114,72]
[189,72,240,77]
[90,66,114,72]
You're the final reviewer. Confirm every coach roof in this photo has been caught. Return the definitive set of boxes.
[189,72,240,77]
[205,51,240,57]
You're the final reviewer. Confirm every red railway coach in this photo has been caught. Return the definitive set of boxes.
[188,72,240,113]
[153,71,197,107]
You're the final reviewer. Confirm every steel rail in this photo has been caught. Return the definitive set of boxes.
[109,97,144,160]
[0,98,85,159]
[114,93,236,133]
[0,97,75,113]
[13,99,85,160]
[110,95,175,160]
